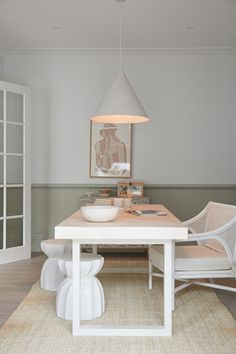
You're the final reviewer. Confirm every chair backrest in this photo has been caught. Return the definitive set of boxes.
[204,202,236,259]
[206,202,236,232]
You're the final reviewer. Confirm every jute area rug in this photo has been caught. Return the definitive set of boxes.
[0,272,236,354]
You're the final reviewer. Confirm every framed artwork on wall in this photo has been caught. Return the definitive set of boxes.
[90,122,132,178]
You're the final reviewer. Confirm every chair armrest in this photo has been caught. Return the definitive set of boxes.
[184,217,236,263]
[183,204,208,225]
[182,204,208,233]
[187,216,236,240]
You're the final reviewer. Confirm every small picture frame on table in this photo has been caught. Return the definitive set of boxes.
[131,182,144,197]
[117,182,144,198]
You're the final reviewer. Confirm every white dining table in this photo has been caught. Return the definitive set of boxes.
[54,204,188,337]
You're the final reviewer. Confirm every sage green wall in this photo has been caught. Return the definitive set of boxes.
[31,184,236,251]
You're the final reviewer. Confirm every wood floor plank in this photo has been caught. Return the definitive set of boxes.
[0,253,46,328]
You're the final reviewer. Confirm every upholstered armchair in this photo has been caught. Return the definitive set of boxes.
[148,202,236,300]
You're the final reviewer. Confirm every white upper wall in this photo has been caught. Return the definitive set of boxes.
[3,51,236,184]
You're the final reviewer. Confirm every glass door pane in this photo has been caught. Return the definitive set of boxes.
[0,123,3,152]
[0,188,3,217]
[7,187,23,216]
[6,218,23,248]
[0,156,3,184]
[0,90,3,121]
[0,220,3,249]
[7,156,23,184]
[6,92,23,123]
[7,124,23,154]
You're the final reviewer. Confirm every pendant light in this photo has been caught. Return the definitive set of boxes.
[91,0,149,124]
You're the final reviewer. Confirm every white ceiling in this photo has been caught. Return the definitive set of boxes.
[0,0,236,54]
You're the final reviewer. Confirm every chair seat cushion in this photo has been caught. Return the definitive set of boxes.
[149,245,231,271]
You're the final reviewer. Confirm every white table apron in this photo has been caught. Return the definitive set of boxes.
[54,205,188,337]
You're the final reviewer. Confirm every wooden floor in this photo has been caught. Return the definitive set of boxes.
[0,253,46,327]
[0,253,235,328]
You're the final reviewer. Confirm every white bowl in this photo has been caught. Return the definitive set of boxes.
[81,205,119,222]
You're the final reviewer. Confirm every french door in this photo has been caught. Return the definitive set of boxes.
[0,81,31,265]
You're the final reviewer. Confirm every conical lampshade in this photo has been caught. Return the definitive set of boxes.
[91,71,149,124]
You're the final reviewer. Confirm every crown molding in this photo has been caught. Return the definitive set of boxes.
[5,46,236,56]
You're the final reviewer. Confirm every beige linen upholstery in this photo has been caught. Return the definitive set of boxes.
[149,245,231,272]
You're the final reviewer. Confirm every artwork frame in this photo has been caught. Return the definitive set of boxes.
[90,122,132,178]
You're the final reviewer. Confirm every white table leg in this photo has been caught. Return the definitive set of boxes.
[164,240,173,336]
[71,241,173,337]
[92,245,97,254]
[171,241,175,311]
[73,239,81,336]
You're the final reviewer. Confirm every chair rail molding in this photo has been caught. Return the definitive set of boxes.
[6,46,236,56]
[31,183,236,189]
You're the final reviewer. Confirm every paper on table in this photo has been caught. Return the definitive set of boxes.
[125,210,168,216]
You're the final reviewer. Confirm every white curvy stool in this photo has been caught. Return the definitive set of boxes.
[56,253,105,321]
[40,239,72,292]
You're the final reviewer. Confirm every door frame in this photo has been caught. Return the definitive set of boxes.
[0,80,31,265]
